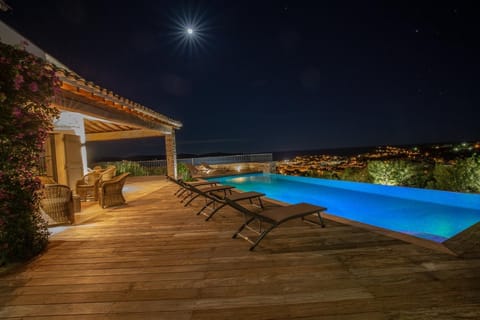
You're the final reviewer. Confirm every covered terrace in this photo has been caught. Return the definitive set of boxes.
[50,67,183,186]
[0,20,183,188]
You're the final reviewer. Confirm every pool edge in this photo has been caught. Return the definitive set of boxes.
[443,222,480,258]
[261,194,458,256]
[322,212,458,256]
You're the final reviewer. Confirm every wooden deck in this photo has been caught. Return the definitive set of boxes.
[1,176,479,319]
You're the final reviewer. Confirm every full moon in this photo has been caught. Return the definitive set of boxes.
[169,7,209,55]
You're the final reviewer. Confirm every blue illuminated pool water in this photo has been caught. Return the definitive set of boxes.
[208,173,480,242]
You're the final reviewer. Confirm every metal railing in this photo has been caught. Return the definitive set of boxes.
[182,153,273,165]
[110,153,273,173]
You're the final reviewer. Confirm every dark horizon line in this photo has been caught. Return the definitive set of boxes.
[258,139,480,155]
[91,139,479,163]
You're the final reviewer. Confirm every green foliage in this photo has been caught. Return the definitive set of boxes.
[145,166,167,176]
[432,155,480,193]
[105,161,148,176]
[341,167,371,183]
[285,154,479,194]
[0,42,60,265]
[454,155,480,192]
[367,157,480,192]
[367,160,431,187]
[96,161,169,176]
[430,164,455,191]
[177,162,192,181]
[304,170,319,178]
[317,171,339,180]
[304,170,339,180]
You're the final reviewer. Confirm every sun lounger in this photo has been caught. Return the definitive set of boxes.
[167,176,234,207]
[167,176,218,197]
[181,184,235,207]
[174,180,219,197]
[194,163,213,175]
[225,199,327,251]
[195,190,265,221]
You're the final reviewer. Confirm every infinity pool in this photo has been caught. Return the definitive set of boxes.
[208,173,480,242]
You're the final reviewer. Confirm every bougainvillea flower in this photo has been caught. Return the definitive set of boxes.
[29,81,39,92]
[13,74,24,90]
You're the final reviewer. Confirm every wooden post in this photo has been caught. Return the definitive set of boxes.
[165,131,177,179]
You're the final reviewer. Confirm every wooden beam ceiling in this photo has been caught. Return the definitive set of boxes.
[86,129,165,142]
[53,91,173,135]
[58,78,182,129]
[83,118,135,134]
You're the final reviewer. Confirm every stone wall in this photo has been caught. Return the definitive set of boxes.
[209,162,276,174]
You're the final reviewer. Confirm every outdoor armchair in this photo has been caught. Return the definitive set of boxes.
[76,170,102,201]
[37,175,57,185]
[100,165,117,180]
[98,172,130,208]
[40,184,74,225]
[77,165,117,202]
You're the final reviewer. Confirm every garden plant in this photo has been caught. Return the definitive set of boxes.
[0,42,60,265]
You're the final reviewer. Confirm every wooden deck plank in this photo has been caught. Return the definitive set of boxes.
[1,176,479,319]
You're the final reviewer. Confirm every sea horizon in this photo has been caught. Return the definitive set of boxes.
[91,140,479,163]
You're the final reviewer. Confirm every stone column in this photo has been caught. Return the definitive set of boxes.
[165,130,177,179]
[54,111,88,174]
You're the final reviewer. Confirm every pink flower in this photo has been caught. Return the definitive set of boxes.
[12,107,22,118]
[13,74,24,90]
[29,81,39,92]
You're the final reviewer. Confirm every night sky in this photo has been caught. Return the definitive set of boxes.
[2,1,479,159]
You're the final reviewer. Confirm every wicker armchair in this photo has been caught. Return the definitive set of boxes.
[38,176,57,185]
[40,184,74,225]
[76,166,116,201]
[98,166,117,183]
[76,171,102,201]
[98,173,130,208]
